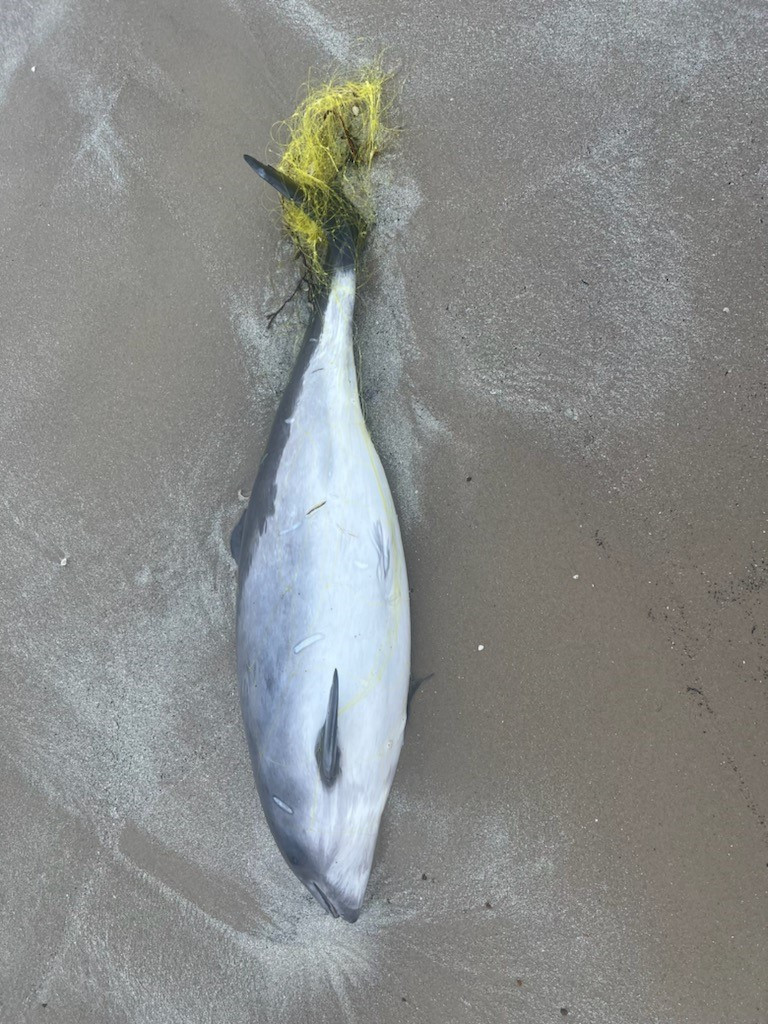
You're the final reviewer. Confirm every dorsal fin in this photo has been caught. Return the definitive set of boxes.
[316,669,341,786]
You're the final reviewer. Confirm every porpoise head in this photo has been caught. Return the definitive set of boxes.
[252,670,390,923]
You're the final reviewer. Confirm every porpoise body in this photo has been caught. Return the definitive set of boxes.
[232,157,410,922]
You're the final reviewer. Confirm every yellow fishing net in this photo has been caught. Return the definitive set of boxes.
[273,70,392,282]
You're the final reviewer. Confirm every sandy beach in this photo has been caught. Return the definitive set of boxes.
[2,0,767,1021]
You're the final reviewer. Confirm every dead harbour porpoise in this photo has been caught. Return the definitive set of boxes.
[232,149,411,922]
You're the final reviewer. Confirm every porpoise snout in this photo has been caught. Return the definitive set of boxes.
[307,882,361,923]
[336,900,361,924]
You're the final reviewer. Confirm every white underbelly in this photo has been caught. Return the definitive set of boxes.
[240,364,410,780]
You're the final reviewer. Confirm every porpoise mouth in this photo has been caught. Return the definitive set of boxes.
[308,882,339,918]
[307,882,361,923]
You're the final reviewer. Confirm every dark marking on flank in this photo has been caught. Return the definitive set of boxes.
[306,500,327,516]
[233,295,329,582]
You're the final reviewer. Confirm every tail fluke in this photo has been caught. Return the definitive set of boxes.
[244,151,361,275]
[243,71,391,284]
[243,155,305,206]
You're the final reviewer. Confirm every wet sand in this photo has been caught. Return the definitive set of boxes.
[2,1,767,1021]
